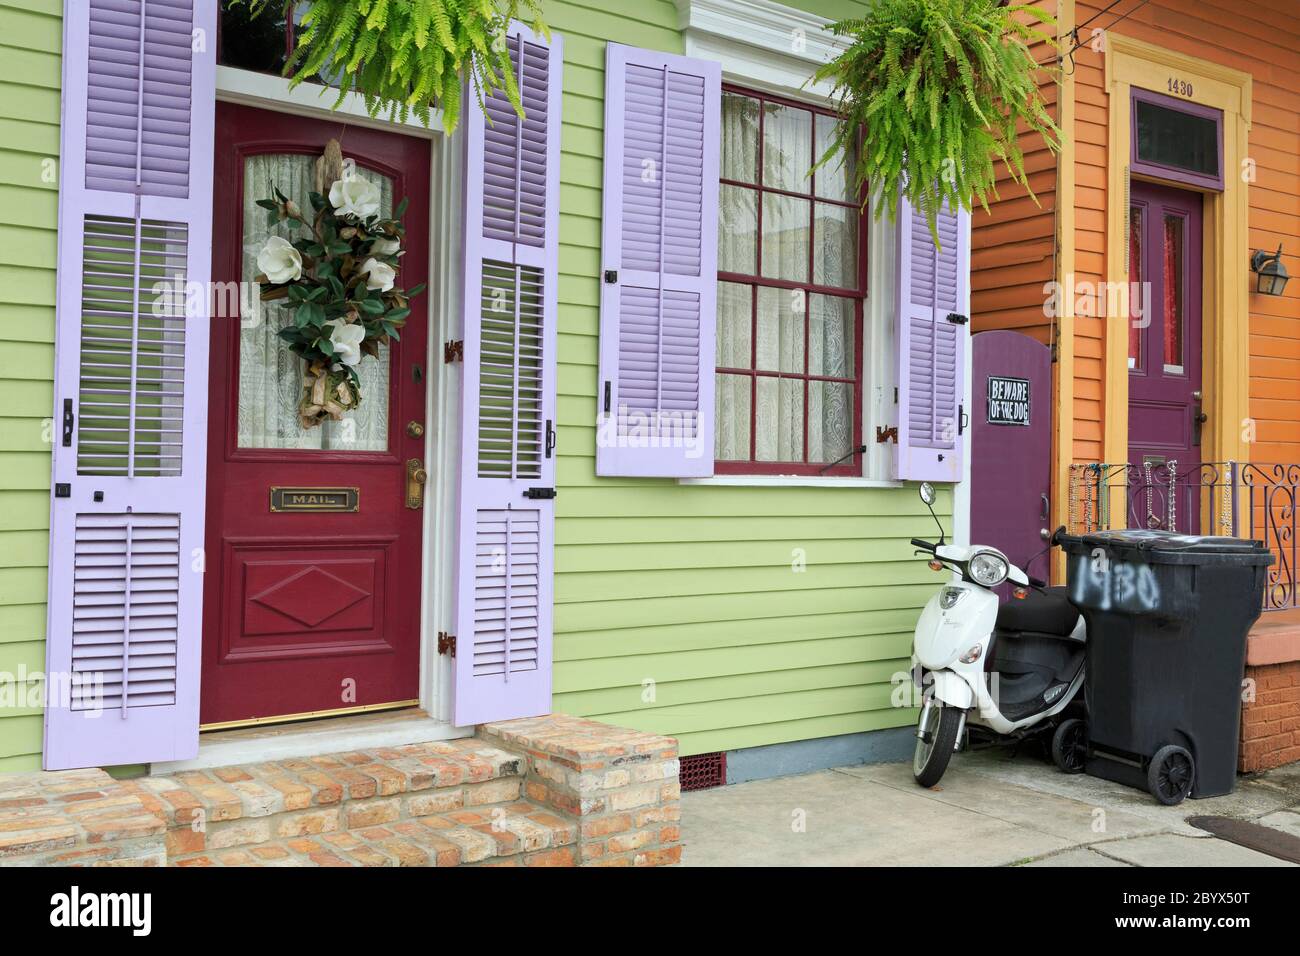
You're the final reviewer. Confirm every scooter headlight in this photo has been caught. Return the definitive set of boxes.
[939,586,965,609]
[968,550,1010,587]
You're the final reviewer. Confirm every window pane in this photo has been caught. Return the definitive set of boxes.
[755,377,804,462]
[718,281,753,369]
[814,202,858,288]
[761,193,810,282]
[722,93,759,184]
[1129,204,1143,370]
[1163,214,1185,370]
[720,185,757,275]
[756,287,805,373]
[715,373,752,461]
[220,2,288,73]
[809,295,855,377]
[238,155,391,451]
[809,381,853,463]
[762,103,812,193]
[1135,99,1220,179]
[814,114,854,201]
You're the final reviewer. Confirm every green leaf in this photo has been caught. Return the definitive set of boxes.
[405,282,427,298]
[359,298,385,315]
[385,306,411,321]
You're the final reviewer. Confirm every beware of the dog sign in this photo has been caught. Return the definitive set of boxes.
[987,375,1030,426]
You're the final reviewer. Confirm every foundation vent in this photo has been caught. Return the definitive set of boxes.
[679,751,726,791]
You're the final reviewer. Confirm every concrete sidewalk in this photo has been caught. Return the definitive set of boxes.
[681,748,1300,866]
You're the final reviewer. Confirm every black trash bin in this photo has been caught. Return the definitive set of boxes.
[1058,530,1274,804]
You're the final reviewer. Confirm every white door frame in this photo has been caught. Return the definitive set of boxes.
[212,66,463,727]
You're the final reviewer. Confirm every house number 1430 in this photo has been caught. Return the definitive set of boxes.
[1168,77,1194,97]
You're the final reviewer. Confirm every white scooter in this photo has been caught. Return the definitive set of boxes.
[909,482,1088,788]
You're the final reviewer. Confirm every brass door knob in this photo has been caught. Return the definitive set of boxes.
[406,459,427,509]
[406,421,425,438]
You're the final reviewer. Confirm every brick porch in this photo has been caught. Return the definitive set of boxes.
[0,715,681,867]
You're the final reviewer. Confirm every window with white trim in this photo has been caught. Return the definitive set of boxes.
[714,86,867,476]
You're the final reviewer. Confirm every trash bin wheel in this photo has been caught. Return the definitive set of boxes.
[913,704,963,788]
[1051,718,1088,774]
[1147,745,1195,805]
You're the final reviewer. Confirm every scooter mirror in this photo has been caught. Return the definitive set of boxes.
[918,482,936,506]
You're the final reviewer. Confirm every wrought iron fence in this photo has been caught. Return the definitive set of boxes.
[1068,461,1299,611]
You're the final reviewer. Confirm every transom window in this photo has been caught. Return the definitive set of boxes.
[1131,89,1223,191]
[715,87,866,476]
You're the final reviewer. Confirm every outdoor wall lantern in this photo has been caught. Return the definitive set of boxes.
[1250,244,1289,296]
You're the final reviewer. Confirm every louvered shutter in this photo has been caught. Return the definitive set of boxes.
[43,0,216,769]
[453,24,562,726]
[894,194,970,483]
[595,44,720,478]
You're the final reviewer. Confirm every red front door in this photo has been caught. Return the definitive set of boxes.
[201,103,430,725]
[1127,179,1203,531]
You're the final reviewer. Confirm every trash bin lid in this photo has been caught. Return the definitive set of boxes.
[1072,529,1275,565]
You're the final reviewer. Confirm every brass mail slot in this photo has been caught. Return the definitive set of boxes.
[270,487,359,513]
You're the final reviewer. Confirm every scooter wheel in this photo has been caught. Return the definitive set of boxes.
[1050,718,1088,774]
[1147,745,1195,805]
[913,704,963,788]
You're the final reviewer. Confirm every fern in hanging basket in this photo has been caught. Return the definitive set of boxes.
[814,0,1060,242]
[240,0,548,132]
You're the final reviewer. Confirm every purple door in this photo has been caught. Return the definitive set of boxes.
[1127,180,1203,530]
[971,332,1053,589]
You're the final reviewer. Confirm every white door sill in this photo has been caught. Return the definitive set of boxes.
[152,708,471,774]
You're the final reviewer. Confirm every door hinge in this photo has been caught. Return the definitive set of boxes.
[437,632,456,657]
[875,425,898,444]
[945,313,969,325]
[957,404,969,436]
[444,340,464,364]
[524,487,557,500]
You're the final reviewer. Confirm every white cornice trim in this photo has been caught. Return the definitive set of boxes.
[673,0,845,102]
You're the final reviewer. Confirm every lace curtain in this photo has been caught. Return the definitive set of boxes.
[715,94,853,465]
[237,154,392,451]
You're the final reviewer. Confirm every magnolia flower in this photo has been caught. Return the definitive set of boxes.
[324,319,366,367]
[329,177,381,221]
[256,236,302,283]
[371,236,401,256]
[359,257,396,292]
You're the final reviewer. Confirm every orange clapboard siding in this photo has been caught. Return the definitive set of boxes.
[970,0,1060,342]
[1062,0,1300,471]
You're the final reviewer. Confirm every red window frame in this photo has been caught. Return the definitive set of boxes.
[715,84,868,477]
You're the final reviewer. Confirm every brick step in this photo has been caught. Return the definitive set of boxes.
[133,739,527,857]
[170,800,578,867]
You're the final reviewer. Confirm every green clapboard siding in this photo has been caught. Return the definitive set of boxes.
[546,0,945,755]
[2,0,944,766]
[0,0,59,770]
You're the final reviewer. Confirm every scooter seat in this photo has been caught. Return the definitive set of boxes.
[995,586,1081,638]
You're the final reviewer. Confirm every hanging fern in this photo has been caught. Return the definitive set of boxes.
[814,0,1060,244]
[237,0,548,133]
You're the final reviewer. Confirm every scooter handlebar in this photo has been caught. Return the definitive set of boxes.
[911,538,936,552]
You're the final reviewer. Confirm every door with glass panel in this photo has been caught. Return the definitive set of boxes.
[1127,179,1203,530]
[201,104,430,726]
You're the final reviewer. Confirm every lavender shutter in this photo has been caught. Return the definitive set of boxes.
[595,44,720,478]
[453,24,562,726]
[43,0,216,769]
[894,194,970,483]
